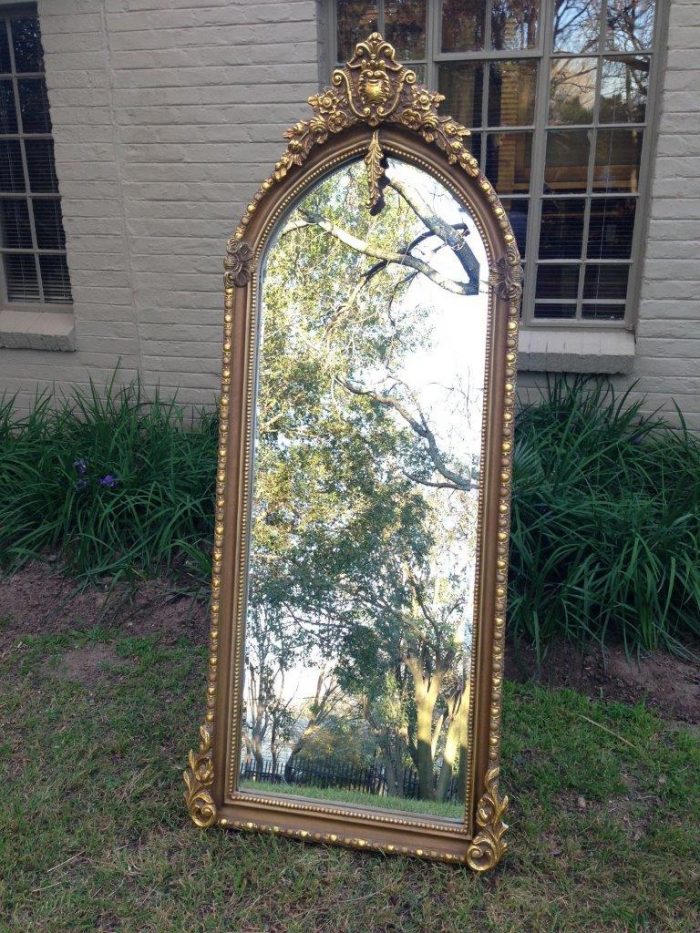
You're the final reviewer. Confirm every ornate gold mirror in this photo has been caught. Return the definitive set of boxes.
[185,34,521,871]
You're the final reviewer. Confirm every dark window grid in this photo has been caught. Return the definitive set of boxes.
[429,0,544,59]
[330,2,660,328]
[0,13,69,306]
[525,4,656,324]
[333,0,433,70]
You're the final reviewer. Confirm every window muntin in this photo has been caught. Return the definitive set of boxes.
[0,11,71,306]
[331,0,660,327]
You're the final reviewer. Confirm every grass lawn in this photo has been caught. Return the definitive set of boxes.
[1,611,699,932]
[238,779,465,821]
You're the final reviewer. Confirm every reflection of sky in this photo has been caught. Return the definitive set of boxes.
[382,160,488,464]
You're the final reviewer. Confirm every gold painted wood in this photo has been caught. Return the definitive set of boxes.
[184,32,521,871]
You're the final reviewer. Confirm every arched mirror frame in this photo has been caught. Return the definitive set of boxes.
[185,34,522,872]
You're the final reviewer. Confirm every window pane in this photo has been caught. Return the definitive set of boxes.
[0,22,10,73]
[385,0,426,59]
[438,63,484,128]
[0,78,17,134]
[25,138,59,192]
[587,197,636,258]
[552,0,602,53]
[583,263,629,299]
[33,198,66,250]
[40,253,72,302]
[3,252,39,300]
[539,197,585,257]
[441,0,485,52]
[536,263,579,298]
[488,60,537,126]
[0,198,31,248]
[544,129,590,193]
[501,198,529,253]
[11,17,43,73]
[599,57,649,123]
[534,302,577,318]
[491,0,539,51]
[582,303,626,320]
[593,128,642,192]
[336,1,378,61]
[0,139,25,191]
[485,132,532,194]
[18,78,51,134]
[606,0,655,52]
[549,57,598,124]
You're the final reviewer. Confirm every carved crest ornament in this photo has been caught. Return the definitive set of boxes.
[186,33,520,873]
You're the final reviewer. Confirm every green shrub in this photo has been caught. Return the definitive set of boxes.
[1,374,698,655]
[0,377,217,582]
[510,376,700,656]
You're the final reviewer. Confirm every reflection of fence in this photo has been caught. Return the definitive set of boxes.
[240,756,461,803]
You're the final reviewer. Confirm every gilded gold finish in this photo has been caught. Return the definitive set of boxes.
[185,32,521,872]
[184,725,216,828]
[466,768,509,872]
[364,130,385,212]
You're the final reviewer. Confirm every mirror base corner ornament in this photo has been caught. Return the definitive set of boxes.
[466,767,509,872]
[184,724,216,829]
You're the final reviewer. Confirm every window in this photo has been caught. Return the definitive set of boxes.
[330,1,662,328]
[0,10,71,306]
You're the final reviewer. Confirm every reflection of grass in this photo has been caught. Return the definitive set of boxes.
[239,778,464,820]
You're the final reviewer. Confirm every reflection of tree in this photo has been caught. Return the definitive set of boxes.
[245,159,482,802]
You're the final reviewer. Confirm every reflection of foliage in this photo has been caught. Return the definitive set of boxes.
[246,159,482,801]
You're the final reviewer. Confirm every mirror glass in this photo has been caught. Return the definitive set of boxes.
[239,156,489,821]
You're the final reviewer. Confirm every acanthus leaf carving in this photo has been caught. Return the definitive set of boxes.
[184,724,217,828]
[490,242,523,302]
[466,767,509,871]
[270,33,480,188]
[224,238,255,288]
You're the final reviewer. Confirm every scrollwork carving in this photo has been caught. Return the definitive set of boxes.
[271,33,479,187]
[490,243,523,302]
[466,767,509,871]
[184,724,217,828]
[224,238,255,288]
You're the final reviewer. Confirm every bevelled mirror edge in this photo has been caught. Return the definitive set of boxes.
[184,33,522,872]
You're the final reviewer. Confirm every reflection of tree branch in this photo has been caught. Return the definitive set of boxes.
[338,377,471,491]
[384,171,480,289]
[285,210,477,296]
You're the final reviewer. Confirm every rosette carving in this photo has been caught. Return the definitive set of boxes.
[466,768,509,871]
[490,243,523,302]
[224,238,255,288]
[184,724,216,828]
[272,33,479,185]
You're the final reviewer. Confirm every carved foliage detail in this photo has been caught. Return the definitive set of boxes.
[225,238,255,288]
[184,724,216,828]
[273,33,479,184]
[490,242,523,302]
[466,767,509,872]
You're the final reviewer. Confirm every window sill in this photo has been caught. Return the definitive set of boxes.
[0,308,76,352]
[517,327,635,375]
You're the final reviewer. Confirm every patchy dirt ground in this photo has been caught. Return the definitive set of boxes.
[0,561,209,647]
[1,562,698,723]
[506,637,700,724]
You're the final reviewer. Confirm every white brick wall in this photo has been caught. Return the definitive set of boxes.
[0,0,699,431]
[0,0,320,413]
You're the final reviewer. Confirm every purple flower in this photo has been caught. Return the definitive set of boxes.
[74,478,88,492]
[99,474,119,489]
[73,458,88,475]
